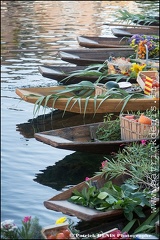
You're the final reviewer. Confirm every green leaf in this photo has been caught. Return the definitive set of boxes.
[43,94,52,115]
[124,210,133,221]
[121,183,138,193]
[33,96,45,117]
[134,206,146,218]
[62,97,75,117]
[122,218,137,233]
[66,96,77,111]
[133,225,154,234]
[105,194,117,204]
[83,96,90,118]
[98,192,108,200]
[133,208,159,234]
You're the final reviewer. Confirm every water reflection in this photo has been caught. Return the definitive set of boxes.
[16,110,106,138]
[34,151,108,191]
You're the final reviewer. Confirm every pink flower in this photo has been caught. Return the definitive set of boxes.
[22,216,31,223]
[141,139,147,145]
[101,160,108,168]
[85,177,90,181]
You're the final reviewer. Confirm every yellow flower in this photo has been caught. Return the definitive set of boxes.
[130,63,146,76]
[55,217,67,224]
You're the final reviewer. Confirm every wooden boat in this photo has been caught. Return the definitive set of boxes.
[44,174,125,221]
[103,23,160,28]
[38,65,137,84]
[15,85,159,114]
[59,48,135,65]
[111,26,159,37]
[43,173,159,221]
[16,110,106,138]
[34,121,159,154]
[77,36,131,48]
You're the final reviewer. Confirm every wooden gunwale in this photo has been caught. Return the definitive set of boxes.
[15,86,159,114]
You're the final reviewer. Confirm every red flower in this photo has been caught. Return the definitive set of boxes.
[141,139,147,145]
[22,216,31,223]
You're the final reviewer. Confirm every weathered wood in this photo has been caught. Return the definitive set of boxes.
[77,36,131,48]
[15,86,159,114]
[44,174,125,221]
[44,174,159,222]
[38,65,137,84]
[59,48,135,65]
[111,27,159,37]
[34,121,159,154]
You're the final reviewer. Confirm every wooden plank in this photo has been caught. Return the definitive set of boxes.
[111,27,159,37]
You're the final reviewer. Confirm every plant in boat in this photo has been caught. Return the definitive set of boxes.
[95,113,121,141]
[68,179,152,221]
[60,58,155,84]
[122,208,159,236]
[31,80,152,118]
[96,141,159,190]
[93,109,159,141]
[114,9,159,26]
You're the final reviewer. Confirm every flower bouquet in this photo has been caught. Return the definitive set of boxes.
[107,57,146,78]
[128,34,159,59]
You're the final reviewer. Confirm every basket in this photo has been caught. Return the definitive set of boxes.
[41,223,76,239]
[120,114,159,140]
[136,71,159,97]
[95,84,107,96]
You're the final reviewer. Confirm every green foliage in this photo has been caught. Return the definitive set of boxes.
[1,217,44,240]
[122,208,159,235]
[31,80,151,118]
[114,9,159,25]
[95,109,159,141]
[68,180,152,221]
[96,114,121,141]
[29,217,43,239]
[97,141,159,190]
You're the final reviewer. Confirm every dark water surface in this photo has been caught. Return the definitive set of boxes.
[1,0,158,228]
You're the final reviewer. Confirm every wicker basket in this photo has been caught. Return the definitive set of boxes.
[41,223,76,239]
[120,114,159,140]
[95,84,107,96]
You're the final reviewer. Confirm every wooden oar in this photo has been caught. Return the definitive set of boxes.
[103,22,159,29]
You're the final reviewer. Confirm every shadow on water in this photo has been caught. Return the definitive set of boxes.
[34,151,111,191]
[16,109,109,138]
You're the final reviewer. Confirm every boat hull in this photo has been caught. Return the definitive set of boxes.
[38,65,137,84]
[34,121,159,154]
[77,36,131,48]
[16,86,159,114]
[59,48,135,65]
[111,27,159,37]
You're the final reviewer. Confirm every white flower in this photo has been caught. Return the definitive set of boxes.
[1,219,17,231]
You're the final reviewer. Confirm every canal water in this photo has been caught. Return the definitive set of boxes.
[1,0,158,229]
